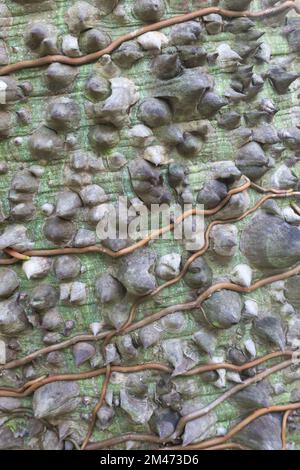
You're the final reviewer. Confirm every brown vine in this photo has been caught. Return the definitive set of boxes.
[171,359,294,440]
[1,351,299,398]
[0,332,110,372]
[105,188,300,347]
[81,364,111,451]
[85,360,300,450]
[1,258,300,375]
[122,260,300,336]
[0,224,300,449]
[0,2,299,76]
[282,409,292,450]
[0,162,300,450]
[166,402,300,450]
[1,185,300,447]
[2,183,299,353]
[0,180,295,269]
[85,390,300,451]
[0,0,299,452]
[0,177,251,265]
